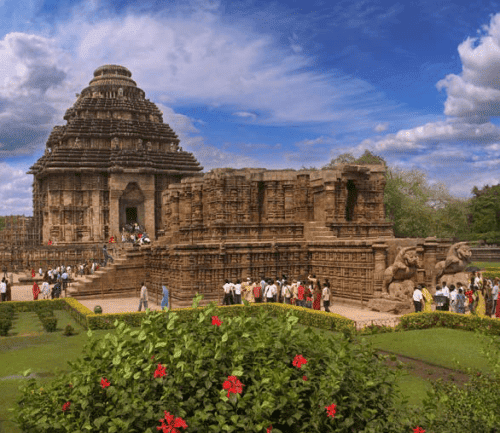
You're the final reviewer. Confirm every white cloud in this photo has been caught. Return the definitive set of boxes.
[437,13,500,118]
[374,122,388,132]
[0,162,32,215]
[233,111,257,120]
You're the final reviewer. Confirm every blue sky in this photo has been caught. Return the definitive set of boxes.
[1,0,500,215]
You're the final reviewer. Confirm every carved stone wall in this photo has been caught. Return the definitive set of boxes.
[28,65,202,246]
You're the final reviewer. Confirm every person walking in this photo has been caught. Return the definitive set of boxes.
[312,279,322,311]
[441,281,450,311]
[491,278,499,317]
[283,281,292,304]
[0,278,7,302]
[264,280,276,303]
[223,280,232,306]
[253,281,262,303]
[138,282,148,311]
[421,285,433,312]
[456,288,466,314]
[41,281,50,300]
[296,281,305,307]
[322,282,331,312]
[234,280,242,305]
[161,285,169,310]
[449,284,458,313]
[102,245,114,267]
[413,285,424,312]
[61,270,69,297]
[32,281,40,301]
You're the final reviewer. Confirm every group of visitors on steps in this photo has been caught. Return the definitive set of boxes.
[222,275,332,312]
[412,272,500,317]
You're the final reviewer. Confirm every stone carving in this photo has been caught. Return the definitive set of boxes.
[136,138,143,150]
[74,137,81,148]
[382,246,420,293]
[111,137,119,149]
[434,242,472,283]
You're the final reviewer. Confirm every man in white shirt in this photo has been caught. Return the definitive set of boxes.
[138,282,148,311]
[264,280,277,303]
[434,285,445,311]
[0,278,6,302]
[441,281,450,311]
[223,280,232,306]
[41,281,50,300]
[413,285,424,312]
[449,284,458,313]
[234,280,242,304]
[491,278,499,317]
[322,283,331,312]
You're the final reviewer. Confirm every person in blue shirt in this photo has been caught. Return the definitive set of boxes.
[161,286,169,310]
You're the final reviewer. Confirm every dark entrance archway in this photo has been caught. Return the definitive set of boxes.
[125,207,137,224]
[345,180,358,222]
[119,183,145,230]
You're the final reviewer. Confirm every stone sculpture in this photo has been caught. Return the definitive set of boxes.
[434,242,472,283]
[382,246,420,293]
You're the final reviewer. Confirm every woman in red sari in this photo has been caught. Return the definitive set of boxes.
[32,282,40,300]
[312,279,322,310]
[31,269,35,278]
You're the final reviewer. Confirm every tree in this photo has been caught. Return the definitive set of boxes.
[322,150,385,170]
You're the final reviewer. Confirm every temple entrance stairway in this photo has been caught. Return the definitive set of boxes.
[67,244,146,299]
[303,221,336,242]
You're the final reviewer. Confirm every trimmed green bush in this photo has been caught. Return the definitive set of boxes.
[40,316,57,332]
[0,317,12,336]
[93,305,103,314]
[15,296,415,433]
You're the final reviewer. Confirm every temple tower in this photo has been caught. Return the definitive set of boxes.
[28,65,202,245]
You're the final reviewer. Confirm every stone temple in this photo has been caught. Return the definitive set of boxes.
[28,65,202,246]
[6,64,463,308]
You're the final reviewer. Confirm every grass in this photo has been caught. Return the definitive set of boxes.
[362,328,498,373]
[394,373,433,408]
[470,261,500,269]
[9,312,43,336]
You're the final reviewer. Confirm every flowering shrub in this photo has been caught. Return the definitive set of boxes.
[15,294,416,432]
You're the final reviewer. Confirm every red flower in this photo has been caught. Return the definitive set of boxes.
[222,375,245,398]
[154,364,167,378]
[157,411,188,433]
[68,383,73,388]
[325,403,336,418]
[413,427,425,433]
[62,401,71,412]
[151,355,155,360]
[212,316,222,326]
[100,378,111,388]
[267,425,273,433]
[302,375,308,381]
[292,354,308,369]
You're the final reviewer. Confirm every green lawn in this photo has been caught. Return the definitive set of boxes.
[471,261,500,269]
[362,328,498,373]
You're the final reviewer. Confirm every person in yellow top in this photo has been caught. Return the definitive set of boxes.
[476,288,486,316]
[421,285,433,313]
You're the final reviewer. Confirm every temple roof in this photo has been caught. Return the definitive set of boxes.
[29,65,203,176]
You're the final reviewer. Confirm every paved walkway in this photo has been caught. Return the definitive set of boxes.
[7,281,404,324]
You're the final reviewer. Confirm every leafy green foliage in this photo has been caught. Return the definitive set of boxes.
[14,295,415,433]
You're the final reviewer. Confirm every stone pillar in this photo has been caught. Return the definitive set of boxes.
[144,190,156,238]
[372,239,388,294]
[109,190,121,241]
[423,237,438,293]
[92,191,101,241]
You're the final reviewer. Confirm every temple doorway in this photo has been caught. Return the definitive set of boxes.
[126,207,137,224]
[345,180,358,222]
[119,183,145,230]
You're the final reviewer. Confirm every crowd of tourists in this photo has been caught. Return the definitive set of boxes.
[412,272,500,317]
[121,222,151,246]
[221,275,332,311]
